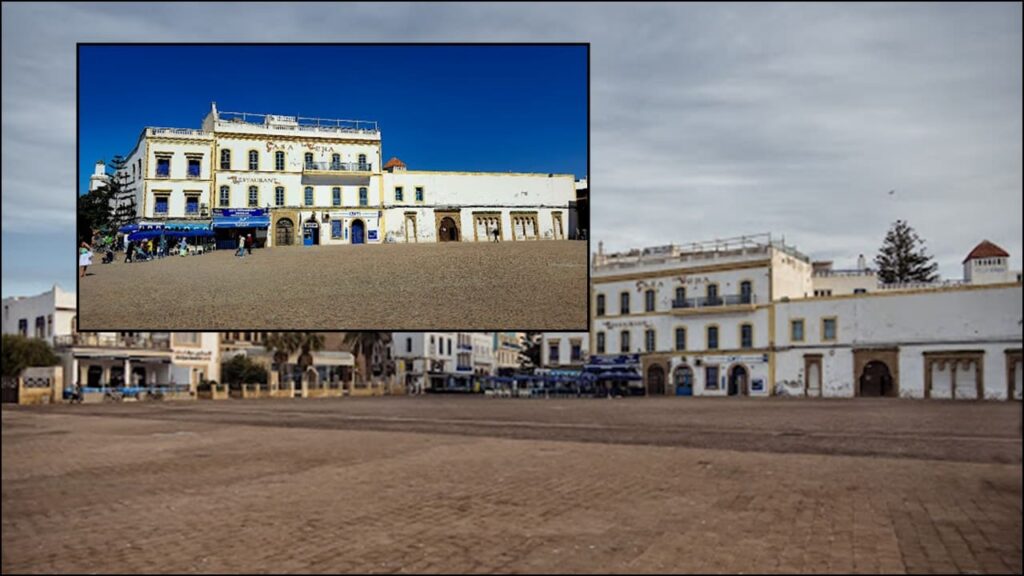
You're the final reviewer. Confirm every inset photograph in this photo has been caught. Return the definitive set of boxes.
[76,43,588,331]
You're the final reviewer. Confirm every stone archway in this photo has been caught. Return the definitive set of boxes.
[646,365,666,396]
[853,348,899,397]
[275,217,295,246]
[438,217,459,242]
[673,365,694,396]
[728,364,749,396]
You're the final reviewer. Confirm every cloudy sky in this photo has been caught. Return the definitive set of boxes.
[2,2,1021,298]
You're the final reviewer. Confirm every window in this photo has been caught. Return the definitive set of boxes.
[219,186,230,207]
[359,187,368,206]
[187,157,201,178]
[645,289,655,312]
[248,186,258,207]
[331,220,342,239]
[740,324,753,349]
[304,152,314,168]
[620,292,630,315]
[275,186,285,206]
[332,187,341,207]
[447,339,452,356]
[596,294,606,316]
[155,157,170,178]
[791,319,805,342]
[185,194,200,215]
[47,314,53,337]
[620,330,631,353]
[275,151,285,170]
[154,195,169,215]
[570,342,582,361]
[35,316,45,339]
[707,283,719,305]
[304,187,314,206]
[596,332,606,354]
[332,153,341,169]
[358,153,367,169]
[675,286,686,304]
[248,150,259,170]
[395,187,403,202]
[853,288,867,294]
[675,327,686,351]
[645,329,656,352]
[740,281,752,303]
[406,338,412,353]
[173,333,199,346]
[705,365,720,390]
[415,186,424,202]
[822,318,838,341]
[707,325,719,350]
[18,318,27,337]
[220,149,231,169]
[549,342,560,364]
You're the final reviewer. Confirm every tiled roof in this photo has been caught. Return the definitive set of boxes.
[383,157,406,169]
[964,240,1009,263]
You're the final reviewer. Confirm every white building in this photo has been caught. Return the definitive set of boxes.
[587,235,1022,400]
[392,332,496,392]
[97,103,578,248]
[541,332,589,368]
[493,332,524,375]
[2,287,220,393]
[2,284,77,345]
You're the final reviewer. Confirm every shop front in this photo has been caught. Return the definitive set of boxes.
[212,208,271,250]
[328,210,383,245]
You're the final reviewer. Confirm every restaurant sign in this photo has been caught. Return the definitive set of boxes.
[173,350,213,363]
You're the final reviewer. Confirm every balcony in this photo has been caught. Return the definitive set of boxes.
[456,364,473,372]
[54,334,171,350]
[303,161,373,173]
[671,293,757,311]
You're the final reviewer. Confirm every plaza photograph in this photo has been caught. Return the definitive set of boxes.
[74,44,589,330]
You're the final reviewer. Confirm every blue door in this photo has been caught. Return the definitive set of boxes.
[351,220,365,244]
[675,366,694,396]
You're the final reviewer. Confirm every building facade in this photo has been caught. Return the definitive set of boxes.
[99,103,578,248]
[2,284,77,346]
[589,235,1022,400]
[392,332,496,392]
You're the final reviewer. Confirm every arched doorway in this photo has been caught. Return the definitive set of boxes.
[646,365,666,396]
[351,219,365,244]
[673,365,694,396]
[275,218,294,246]
[303,219,320,246]
[87,365,103,387]
[859,361,893,397]
[728,365,748,396]
[438,217,459,242]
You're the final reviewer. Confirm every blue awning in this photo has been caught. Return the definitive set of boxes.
[212,216,271,229]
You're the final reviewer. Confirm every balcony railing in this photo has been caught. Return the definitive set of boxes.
[54,334,171,350]
[304,161,373,172]
[672,294,756,309]
[147,127,211,138]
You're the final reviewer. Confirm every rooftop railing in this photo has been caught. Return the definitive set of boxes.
[54,334,171,350]
[218,111,379,134]
[303,161,374,172]
[147,127,211,138]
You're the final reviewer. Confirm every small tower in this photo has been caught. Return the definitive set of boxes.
[383,157,407,173]
[89,160,110,191]
[856,254,867,271]
[963,240,1011,284]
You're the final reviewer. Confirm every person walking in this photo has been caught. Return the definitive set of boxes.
[236,234,246,257]
[492,225,501,242]
[246,233,253,255]
[125,239,134,263]
[78,242,93,278]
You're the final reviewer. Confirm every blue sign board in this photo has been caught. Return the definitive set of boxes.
[586,354,640,367]
[368,230,378,241]
[213,208,267,217]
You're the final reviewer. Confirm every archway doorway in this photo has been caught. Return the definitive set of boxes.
[859,361,893,397]
[131,366,147,387]
[87,365,103,387]
[728,365,748,396]
[351,219,365,244]
[275,218,294,246]
[646,365,666,396]
[673,365,694,396]
[438,217,459,242]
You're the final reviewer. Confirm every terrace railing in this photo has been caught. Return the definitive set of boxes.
[671,293,756,309]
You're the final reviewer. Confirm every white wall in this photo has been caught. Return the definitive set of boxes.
[541,332,589,367]
[1,285,76,345]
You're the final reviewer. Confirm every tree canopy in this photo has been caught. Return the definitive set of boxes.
[874,219,939,284]
[2,335,60,379]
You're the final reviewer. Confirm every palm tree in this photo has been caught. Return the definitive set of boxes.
[264,332,301,389]
[343,332,393,386]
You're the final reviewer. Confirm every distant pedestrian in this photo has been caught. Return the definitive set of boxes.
[492,226,500,242]
[246,233,253,255]
[125,239,134,263]
[78,242,93,277]
[236,235,246,257]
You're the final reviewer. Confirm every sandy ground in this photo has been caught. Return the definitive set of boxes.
[2,397,1021,574]
[77,241,588,330]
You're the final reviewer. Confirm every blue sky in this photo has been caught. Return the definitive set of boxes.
[78,44,588,193]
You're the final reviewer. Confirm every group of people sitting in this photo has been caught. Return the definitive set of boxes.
[122,236,208,263]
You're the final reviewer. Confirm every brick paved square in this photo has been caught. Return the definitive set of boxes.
[2,397,1021,573]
